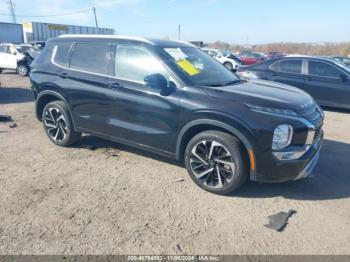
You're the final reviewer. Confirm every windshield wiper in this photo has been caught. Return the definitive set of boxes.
[206,80,241,87]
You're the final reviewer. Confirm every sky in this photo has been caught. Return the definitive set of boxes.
[0,0,349,44]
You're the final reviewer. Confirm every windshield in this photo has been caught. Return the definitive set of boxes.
[332,59,350,72]
[159,47,240,86]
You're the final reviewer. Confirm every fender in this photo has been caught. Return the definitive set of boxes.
[175,118,257,180]
[36,90,77,130]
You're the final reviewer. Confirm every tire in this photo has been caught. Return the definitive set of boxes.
[223,62,233,71]
[42,101,81,147]
[0,68,3,74]
[184,131,248,195]
[16,64,29,76]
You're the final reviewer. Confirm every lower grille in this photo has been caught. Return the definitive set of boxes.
[314,125,322,141]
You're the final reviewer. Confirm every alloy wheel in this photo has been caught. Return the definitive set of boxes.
[44,107,68,142]
[18,66,28,76]
[189,140,236,189]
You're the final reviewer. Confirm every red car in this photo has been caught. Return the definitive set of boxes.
[239,52,267,65]
[266,51,285,59]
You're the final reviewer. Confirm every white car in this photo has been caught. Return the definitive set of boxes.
[0,43,30,76]
[203,48,242,71]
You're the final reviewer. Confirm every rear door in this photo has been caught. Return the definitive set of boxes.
[304,60,350,108]
[269,59,305,89]
[53,41,115,133]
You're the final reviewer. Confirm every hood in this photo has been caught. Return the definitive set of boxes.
[202,79,315,112]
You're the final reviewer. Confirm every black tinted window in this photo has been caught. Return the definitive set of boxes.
[271,60,302,74]
[70,43,110,75]
[54,42,72,67]
[308,61,341,77]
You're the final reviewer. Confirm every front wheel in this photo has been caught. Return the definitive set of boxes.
[184,131,248,195]
[16,64,29,76]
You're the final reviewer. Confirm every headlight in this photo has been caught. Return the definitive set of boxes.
[272,124,293,151]
[247,104,298,117]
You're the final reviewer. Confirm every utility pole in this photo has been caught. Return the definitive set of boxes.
[7,0,16,24]
[92,7,98,28]
[178,24,181,40]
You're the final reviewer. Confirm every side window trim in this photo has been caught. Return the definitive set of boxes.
[306,60,345,79]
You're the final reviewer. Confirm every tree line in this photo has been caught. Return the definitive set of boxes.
[208,41,350,56]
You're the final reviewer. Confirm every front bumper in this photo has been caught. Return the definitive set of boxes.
[253,131,323,183]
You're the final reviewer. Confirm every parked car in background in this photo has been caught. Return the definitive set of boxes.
[30,41,46,50]
[239,52,267,65]
[266,51,285,59]
[0,43,33,76]
[15,44,40,59]
[237,56,350,109]
[203,48,241,71]
[30,35,323,195]
[333,56,350,67]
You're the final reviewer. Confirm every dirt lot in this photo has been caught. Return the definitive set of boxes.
[0,71,350,255]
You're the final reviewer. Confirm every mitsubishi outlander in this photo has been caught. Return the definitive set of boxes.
[30,35,324,195]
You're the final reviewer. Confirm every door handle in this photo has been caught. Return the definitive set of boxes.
[60,73,69,78]
[108,82,122,89]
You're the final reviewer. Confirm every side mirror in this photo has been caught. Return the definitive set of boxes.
[339,73,348,82]
[144,74,168,90]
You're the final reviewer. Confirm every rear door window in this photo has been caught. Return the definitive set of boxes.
[70,43,110,75]
[308,61,341,78]
[271,60,302,74]
[54,42,73,67]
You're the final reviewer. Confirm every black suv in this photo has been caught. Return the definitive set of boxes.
[30,35,324,195]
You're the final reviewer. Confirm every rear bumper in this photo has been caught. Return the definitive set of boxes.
[253,133,323,183]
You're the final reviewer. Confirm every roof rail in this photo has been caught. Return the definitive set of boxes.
[58,34,153,44]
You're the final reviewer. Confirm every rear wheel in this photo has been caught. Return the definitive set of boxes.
[16,64,29,76]
[184,131,248,195]
[42,101,81,146]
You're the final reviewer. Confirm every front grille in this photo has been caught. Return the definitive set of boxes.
[298,104,323,127]
[298,103,324,143]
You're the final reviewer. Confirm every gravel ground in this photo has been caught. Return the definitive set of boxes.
[0,71,350,255]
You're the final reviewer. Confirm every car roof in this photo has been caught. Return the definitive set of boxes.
[56,34,196,48]
[282,55,339,62]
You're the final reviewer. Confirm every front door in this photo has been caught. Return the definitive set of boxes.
[304,60,350,108]
[103,44,181,153]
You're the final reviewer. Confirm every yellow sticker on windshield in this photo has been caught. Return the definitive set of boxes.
[176,59,201,76]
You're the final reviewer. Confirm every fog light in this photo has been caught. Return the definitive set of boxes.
[272,124,293,151]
